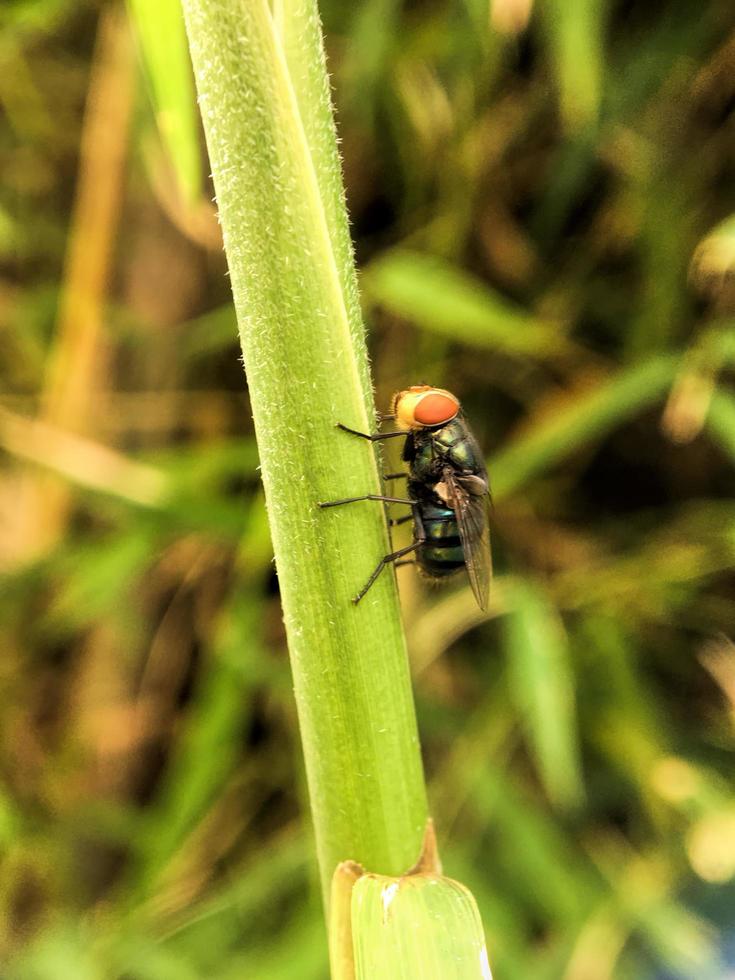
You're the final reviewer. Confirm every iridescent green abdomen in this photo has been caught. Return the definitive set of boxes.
[415,501,465,578]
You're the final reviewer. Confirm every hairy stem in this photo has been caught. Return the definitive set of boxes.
[181,0,428,902]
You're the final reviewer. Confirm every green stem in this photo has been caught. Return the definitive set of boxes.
[181,0,428,902]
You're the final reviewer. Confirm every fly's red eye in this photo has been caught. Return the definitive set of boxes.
[414,393,458,425]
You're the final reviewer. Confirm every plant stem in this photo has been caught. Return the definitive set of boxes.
[181,0,428,902]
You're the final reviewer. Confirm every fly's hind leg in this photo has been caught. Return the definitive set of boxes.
[353,541,420,604]
[318,487,425,605]
[352,509,425,604]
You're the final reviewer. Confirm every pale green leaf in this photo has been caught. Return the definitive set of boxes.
[352,873,493,980]
[490,354,679,498]
[128,0,202,202]
[540,0,605,129]
[503,579,584,809]
[363,250,564,356]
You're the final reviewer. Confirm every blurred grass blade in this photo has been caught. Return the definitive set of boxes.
[503,579,584,809]
[159,836,310,946]
[489,0,534,36]
[0,406,170,509]
[351,872,492,980]
[341,0,400,118]
[468,763,598,922]
[127,0,202,202]
[705,387,735,463]
[363,250,565,356]
[540,0,604,129]
[180,304,239,359]
[691,213,735,291]
[661,321,735,443]
[51,529,154,630]
[490,354,678,498]
[133,588,268,893]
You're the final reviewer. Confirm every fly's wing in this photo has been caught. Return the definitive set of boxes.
[443,467,492,611]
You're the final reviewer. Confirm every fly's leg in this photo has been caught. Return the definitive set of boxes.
[318,493,414,509]
[336,423,407,442]
[318,487,424,604]
[352,508,425,604]
[335,421,409,491]
[394,560,415,567]
[353,541,420,604]
[388,514,412,527]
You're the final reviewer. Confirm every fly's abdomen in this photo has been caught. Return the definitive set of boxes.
[416,503,465,579]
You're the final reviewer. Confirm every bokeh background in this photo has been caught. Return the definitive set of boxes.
[3,0,735,977]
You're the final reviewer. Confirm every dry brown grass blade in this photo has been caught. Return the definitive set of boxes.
[0,406,169,510]
[12,4,135,563]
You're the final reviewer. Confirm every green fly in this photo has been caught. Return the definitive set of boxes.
[319,385,492,609]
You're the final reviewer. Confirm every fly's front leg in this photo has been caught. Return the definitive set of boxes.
[335,422,407,443]
[352,505,426,605]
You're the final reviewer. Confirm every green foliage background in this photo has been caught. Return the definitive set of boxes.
[2,0,735,977]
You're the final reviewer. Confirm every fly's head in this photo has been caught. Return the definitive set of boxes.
[391,385,460,431]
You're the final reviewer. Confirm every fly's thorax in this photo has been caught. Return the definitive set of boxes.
[432,417,486,475]
[406,429,438,483]
[408,417,487,484]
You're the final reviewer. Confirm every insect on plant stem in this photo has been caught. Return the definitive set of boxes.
[320,385,492,608]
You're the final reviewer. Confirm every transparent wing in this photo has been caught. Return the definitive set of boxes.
[443,467,492,611]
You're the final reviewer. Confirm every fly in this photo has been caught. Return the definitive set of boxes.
[319,385,492,609]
